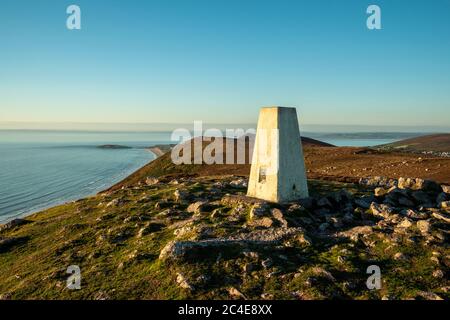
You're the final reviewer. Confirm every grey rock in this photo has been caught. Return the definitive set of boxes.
[249,202,270,219]
[145,176,159,186]
[417,220,432,234]
[0,218,27,232]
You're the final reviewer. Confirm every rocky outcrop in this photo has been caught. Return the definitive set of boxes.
[159,227,304,262]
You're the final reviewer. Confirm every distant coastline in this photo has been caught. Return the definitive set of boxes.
[146,144,175,157]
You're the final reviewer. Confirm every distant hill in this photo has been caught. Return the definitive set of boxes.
[301,136,334,147]
[106,136,332,191]
[376,134,450,154]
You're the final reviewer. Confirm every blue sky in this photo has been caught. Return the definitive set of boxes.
[1,0,449,129]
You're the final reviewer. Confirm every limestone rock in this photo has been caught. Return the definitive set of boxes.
[374,187,388,197]
[442,185,450,194]
[439,201,450,209]
[271,208,288,228]
[176,273,193,290]
[370,202,394,218]
[174,189,188,202]
[338,226,373,238]
[417,220,432,234]
[398,218,413,229]
[431,212,450,223]
[228,287,246,299]
[0,218,27,232]
[250,217,274,228]
[249,202,270,219]
[145,176,159,186]
[398,177,414,189]
[187,201,209,214]
[229,178,248,189]
[394,252,408,261]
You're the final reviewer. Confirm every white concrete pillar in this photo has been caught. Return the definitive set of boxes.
[247,107,309,203]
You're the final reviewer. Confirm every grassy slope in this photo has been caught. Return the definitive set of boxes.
[377,134,450,153]
[1,136,449,299]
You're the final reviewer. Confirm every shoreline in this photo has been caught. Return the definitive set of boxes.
[0,148,160,225]
[146,146,165,157]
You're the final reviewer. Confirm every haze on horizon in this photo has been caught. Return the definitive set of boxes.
[1,0,449,129]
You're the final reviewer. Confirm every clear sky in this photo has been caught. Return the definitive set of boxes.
[1,0,450,129]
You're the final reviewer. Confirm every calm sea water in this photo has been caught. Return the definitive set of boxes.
[0,131,172,223]
[0,130,410,223]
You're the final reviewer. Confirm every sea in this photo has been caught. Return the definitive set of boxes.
[0,130,421,223]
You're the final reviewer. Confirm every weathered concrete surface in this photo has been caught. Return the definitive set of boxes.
[247,107,309,203]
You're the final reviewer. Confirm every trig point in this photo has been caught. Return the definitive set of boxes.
[247,107,309,203]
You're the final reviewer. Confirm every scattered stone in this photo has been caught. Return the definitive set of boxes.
[145,176,159,186]
[159,228,303,262]
[398,218,413,229]
[339,226,373,238]
[370,202,394,218]
[311,267,336,282]
[250,217,274,228]
[261,258,273,269]
[401,209,427,220]
[271,208,288,228]
[174,189,188,202]
[432,212,450,223]
[229,178,248,188]
[228,287,246,299]
[0,237,25,252]
[416,220,432,234]
[187,201,209,215]
[374,187,388,197]
[439,201,450,209]
[176,273,193,290]
[398,177,414,189]
[0,218,28,232]
[249,202,270,219]
[93,291,110,300]
[287,203,303,213]
[261,293,274,300]
[394,252,408,261]
[296,233,312,246]
[432,269,444,278]
[243,251,259,259]
[415,291,443,300]
[442,185,450,194]
[106,198,123,208]
[243,263,255,273]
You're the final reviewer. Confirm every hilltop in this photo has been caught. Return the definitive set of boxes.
[0,136,449,300]
[376,134,450,156]
[109,135,450,193]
